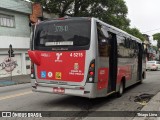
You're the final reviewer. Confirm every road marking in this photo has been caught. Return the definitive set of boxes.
[0,91,33,101]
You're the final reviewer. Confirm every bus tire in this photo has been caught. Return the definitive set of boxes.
[117,81,124,97]
[139,80,142,84]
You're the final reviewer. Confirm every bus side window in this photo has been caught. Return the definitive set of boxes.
[129,40,133,57]
[135,42,139,52]
[117,36,125,57]
[97,23,111,57]
[142,44,146,60]
[126,38,130,48]
[124,38,130,58]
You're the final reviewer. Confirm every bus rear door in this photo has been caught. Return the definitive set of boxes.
[97,23,117,94]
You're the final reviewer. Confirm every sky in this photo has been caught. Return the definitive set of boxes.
[124,0,160,45]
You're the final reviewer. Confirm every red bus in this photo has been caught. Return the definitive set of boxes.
[28,17,146,98]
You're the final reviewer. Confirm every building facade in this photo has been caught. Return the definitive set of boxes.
[0,0,32,77]
[143,34,159,61]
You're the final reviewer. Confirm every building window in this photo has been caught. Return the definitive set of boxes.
[0,14,15,27]
[26,65,30,69]
[25,57,30,60]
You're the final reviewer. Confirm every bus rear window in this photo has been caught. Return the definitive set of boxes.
[34,20,91,51]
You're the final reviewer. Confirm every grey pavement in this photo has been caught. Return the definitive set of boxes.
[0,73,160,120]
[0,75,30,87]
[82,91,160,120]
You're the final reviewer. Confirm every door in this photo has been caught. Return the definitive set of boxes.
[97,23,117,92]
[137,43,142,81]
[108,33,117,93]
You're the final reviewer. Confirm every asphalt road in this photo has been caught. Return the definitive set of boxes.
[0,71,160,120]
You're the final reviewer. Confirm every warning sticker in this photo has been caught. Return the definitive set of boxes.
[48,72,53,78]
[41,71,46,78]
[55,72,61,79]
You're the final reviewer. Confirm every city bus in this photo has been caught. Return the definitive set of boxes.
[28,17,146,98]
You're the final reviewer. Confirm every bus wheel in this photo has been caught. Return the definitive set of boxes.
[117,81,124,97]
[139,72,144,84]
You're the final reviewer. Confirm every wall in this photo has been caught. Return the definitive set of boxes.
[0,50,31,77]
[0,1,31,77]
[0,36,30,49]
[0,9,31,49]
[30,3,42,23]
[0,0,31,14]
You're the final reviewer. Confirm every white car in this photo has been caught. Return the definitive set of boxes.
[146,61,160,71]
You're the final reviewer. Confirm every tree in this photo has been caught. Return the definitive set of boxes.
[125,27,145,41]
[30,0,130,30]
[30,0,145,41]
[152,46,158,51]
[153,33,160,49]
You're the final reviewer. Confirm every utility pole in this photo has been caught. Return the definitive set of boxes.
[8,44,15,81]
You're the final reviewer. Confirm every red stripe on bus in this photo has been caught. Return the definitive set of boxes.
[117,65,132,83]
[97,68,109,90]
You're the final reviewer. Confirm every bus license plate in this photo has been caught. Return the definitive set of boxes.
[53,87,65,94]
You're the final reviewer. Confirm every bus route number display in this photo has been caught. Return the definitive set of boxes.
[54,24,68,32]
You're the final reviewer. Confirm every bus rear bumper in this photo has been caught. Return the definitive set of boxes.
[31,79,97,98]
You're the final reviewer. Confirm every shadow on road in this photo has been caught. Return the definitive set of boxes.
[40,82,144,111]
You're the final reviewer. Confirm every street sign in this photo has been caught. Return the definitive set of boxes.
[8,44,15,57]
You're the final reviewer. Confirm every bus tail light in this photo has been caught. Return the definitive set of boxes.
[152,64,156,66]
[57,17,65,20]
[31,62,35,79]
[87,60,95,83]
[89,71,94,76]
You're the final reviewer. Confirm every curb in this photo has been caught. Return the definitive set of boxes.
[0,80,16,87]
[0,75,30,87]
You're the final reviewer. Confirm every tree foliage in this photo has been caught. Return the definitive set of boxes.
[31,0,145,41]
[125,27,145,41]
[152,46,158,51]
[153,33,160,48]
[30,0,130,30]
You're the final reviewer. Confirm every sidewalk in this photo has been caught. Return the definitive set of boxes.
[133,91,160,120]
[0,75,30,87]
